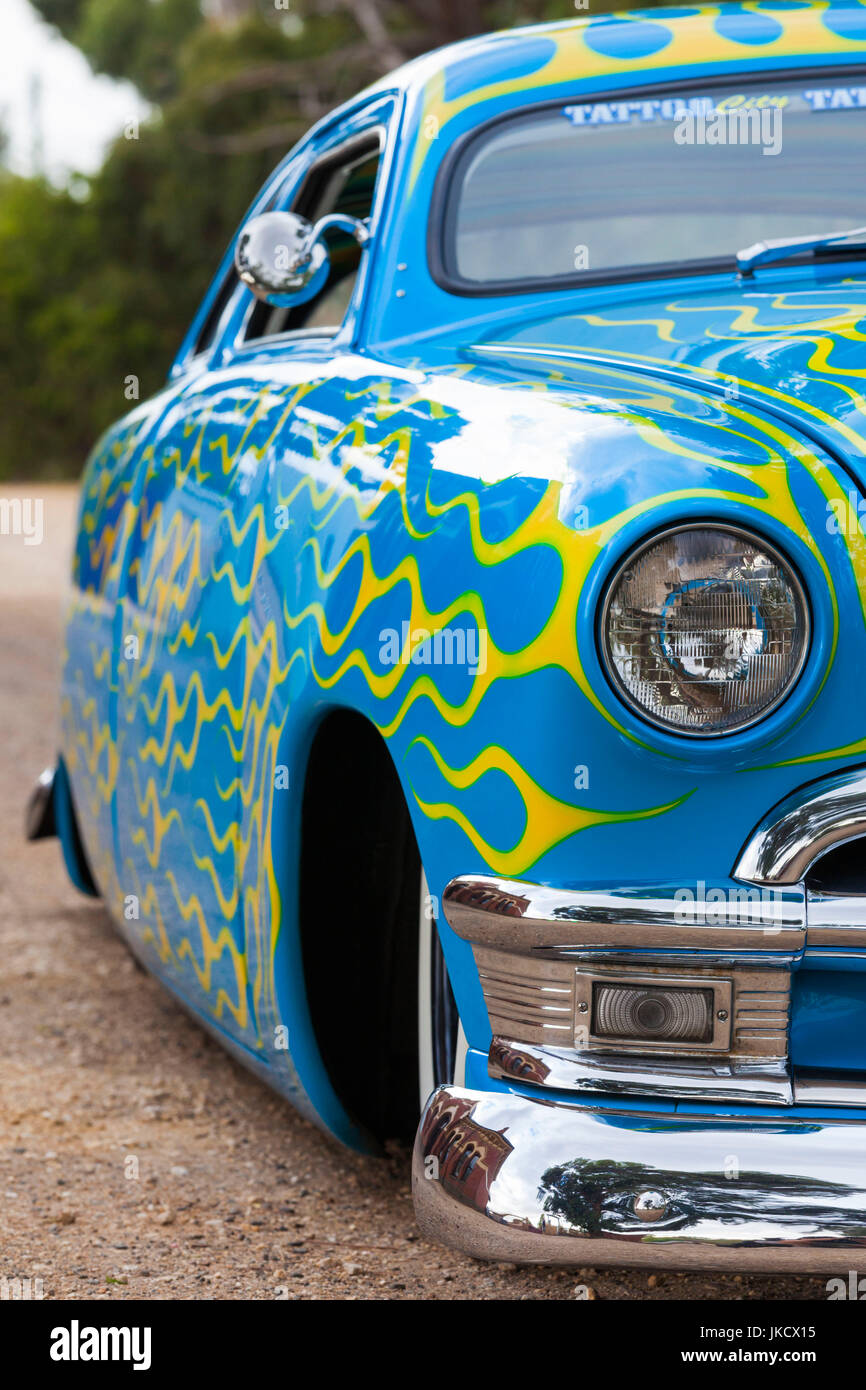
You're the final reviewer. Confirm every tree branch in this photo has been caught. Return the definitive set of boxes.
[400,0,484,41]
[190,51,376,107]
[184,123,309,155]
[343,0,406,70]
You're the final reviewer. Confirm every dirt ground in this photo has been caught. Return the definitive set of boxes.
[0,485,828,1300]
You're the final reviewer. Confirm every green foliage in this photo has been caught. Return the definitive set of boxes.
[75,0,202,101]
[28,0,87,41]
[0,174,114,475]
[32,0,201,100]
[5,0,658,480]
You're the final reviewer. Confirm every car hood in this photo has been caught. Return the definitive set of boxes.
[469,273,866,481]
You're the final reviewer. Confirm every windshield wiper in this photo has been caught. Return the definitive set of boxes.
[737,224,866,276]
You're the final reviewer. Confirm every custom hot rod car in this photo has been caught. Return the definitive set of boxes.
[29,2,866,1271]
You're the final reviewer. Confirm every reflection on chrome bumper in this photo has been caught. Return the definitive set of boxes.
[412,1086,866,1272]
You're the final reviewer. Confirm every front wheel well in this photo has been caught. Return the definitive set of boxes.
[299,709,421,1142]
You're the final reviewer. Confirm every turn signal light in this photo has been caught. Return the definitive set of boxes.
[593,983,714,1044]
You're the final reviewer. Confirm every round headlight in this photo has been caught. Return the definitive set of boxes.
[600,524,809,737]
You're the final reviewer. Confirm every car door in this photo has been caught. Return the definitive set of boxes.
[62,391,178,905]
[113,99,394,1059]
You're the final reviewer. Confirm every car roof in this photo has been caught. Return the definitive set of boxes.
[362,1,866,106]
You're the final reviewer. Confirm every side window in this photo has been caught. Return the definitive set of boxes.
[191,263,240,357]
[244,131,383,343]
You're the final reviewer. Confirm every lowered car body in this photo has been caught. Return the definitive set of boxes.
[32,3,866,1268]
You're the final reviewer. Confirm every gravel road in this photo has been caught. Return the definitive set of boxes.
[0,486,828,1300]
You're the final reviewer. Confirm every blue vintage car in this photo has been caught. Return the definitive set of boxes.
[29,2,866,1272]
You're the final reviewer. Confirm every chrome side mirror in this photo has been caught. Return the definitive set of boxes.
[234,210,370,307]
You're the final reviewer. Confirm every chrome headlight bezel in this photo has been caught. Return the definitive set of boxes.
[598,522,811,739]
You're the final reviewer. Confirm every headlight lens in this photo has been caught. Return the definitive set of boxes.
[600,525,809,736]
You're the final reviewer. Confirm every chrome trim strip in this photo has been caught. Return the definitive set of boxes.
[794,1074,866,1107]
[413,1086,866,1271]
[445,875,866,955]
[442,877,806,954]
[489,1039,793,1105]
[804,949,866,961]
[564,948,800,967]
[735,766,866,885]
[805,890,866,947]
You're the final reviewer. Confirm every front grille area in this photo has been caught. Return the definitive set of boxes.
[733,981,792,1057]
[805,837,866,896]
[474,946,573,1046]
[446,767,866,1106]
[795,835,866,1074]
[474,943,790,1067]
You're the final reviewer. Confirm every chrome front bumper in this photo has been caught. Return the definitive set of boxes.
[413,1085,866,1272]
[417,766,866,1268]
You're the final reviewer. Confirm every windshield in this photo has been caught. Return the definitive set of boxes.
[443,75,866,288]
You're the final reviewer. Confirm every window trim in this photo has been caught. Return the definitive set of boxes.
[171,94,398,378]
[233,123,389,353]
[189,259,239,359]
[427,64,866,298]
